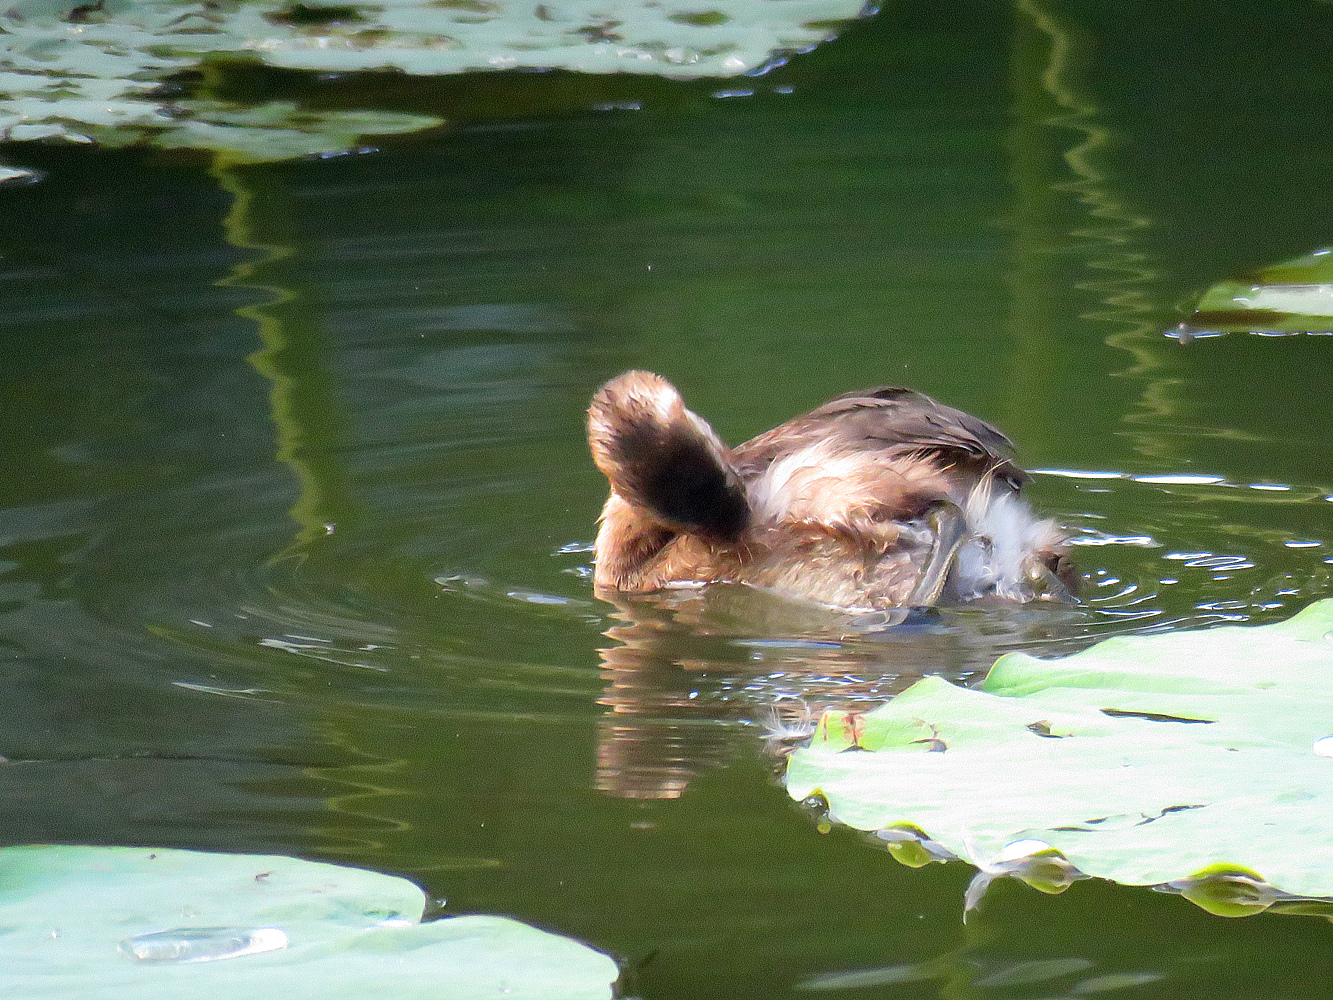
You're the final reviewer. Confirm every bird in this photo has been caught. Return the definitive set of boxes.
[586,371,1077,613]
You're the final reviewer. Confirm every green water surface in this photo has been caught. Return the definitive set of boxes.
[2,0,1333,997]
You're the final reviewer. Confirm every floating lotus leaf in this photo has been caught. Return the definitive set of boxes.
[786,599,1333,911]
[0,0,865,171]
[0,845,618,999]
[0,165,42,184]
[1174,248,1333,338]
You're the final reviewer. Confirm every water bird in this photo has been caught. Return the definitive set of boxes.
[587,371,1076,612]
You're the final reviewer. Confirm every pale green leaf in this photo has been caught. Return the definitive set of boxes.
[0,0,866,160]
[1178,248,1333,336]
[0,845,618,999]
[786,599,1333,907]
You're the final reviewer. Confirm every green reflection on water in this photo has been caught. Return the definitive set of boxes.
[215,154,357,549]
[1008,0,1172,460]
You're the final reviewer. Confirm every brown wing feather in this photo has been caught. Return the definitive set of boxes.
[734,386,1023,486]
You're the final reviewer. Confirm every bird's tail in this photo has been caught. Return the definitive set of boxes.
[587,371,750,540]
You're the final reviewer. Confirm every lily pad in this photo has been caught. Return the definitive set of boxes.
[0,845,619,998]
[0,0,866,171]
[1173,248,1333,338]
[786,599,1333,909]
[0,165,42,185]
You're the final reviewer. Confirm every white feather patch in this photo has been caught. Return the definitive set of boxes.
[952,483,1060,601]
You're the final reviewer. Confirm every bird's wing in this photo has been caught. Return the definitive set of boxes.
[734,386,1022,483]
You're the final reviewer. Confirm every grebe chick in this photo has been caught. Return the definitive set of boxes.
[587,371,1076,612]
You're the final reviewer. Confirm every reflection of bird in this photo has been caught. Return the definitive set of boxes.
[587,371,1076,611]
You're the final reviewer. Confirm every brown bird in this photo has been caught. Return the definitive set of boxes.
[587,371,1076,612]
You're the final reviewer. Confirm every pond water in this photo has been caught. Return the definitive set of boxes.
[3,0,1333,996]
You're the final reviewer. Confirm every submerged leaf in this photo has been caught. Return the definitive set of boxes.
[798,962,933,990]
[1071,972,1166,994]
[973,957,1094,987]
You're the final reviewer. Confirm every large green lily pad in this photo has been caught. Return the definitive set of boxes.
[0,846,618,998]
[786,599,1333,906]
[0,0,864,171]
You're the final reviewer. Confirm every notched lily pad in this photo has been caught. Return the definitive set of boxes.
[786,599,1333,917]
